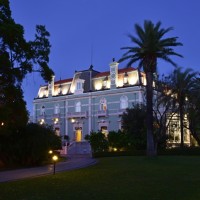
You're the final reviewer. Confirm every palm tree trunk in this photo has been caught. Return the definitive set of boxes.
[179,100,184,148]
[146,72,156,156]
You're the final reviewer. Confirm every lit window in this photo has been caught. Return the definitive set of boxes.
[103,76,108,89]
[123,72,129,85]
[100,98,107,111]
[120,96,128,109]
[75,101,81,112]
[58,84,62,94]
[55,127,60,136]
[101,126,108,137]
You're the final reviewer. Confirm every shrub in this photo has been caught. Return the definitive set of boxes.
[0,123,62,167]
[85,131,108,153]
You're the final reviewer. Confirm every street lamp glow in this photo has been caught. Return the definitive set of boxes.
[49,150,53,154]
[52,155,58,162]
[52,155,58,175]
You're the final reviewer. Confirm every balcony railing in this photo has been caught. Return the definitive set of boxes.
[67,111,88,118]
[96,110,108,117]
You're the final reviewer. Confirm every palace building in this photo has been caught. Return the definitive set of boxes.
[33,60,190,154]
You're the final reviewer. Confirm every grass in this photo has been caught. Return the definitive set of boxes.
[1,156,200,200]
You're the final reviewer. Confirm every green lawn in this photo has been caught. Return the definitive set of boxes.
[1,156,200,200]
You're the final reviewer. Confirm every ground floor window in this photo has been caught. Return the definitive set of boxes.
[101,126,108,137]
[55,127,60,136]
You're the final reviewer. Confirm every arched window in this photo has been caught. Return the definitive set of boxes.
[54,104,60,114]
[100,98,107,111]
[120,96,128,109]
[75,101,81,112]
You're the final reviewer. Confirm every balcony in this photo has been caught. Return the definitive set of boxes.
[67,111,88,118]
[96,110,108,117]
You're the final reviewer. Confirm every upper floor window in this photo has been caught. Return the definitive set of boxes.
[75,79,85,94]
[40,106,45,115]
[76,82,82,90]
[123,72,129,85]
[100,98,107,111]
[54,104,60,114]
[75,101,81,112]
[102,76,108,89]
[120,96,128,109]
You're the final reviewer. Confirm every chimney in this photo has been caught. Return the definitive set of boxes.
[109,58,119,89]
[48,75,55,97]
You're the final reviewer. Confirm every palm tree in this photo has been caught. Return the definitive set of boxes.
[119,20,183,156]
[168,67,198,147]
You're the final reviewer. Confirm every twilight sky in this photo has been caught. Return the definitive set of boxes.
[10,0,200,115]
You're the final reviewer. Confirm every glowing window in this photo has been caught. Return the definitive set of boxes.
[75,101,81,112]
[100,98,107,111]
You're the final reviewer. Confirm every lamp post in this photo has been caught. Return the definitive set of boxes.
[52,155,58,175]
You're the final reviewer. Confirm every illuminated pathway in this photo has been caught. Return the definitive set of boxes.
[0,155,97,183]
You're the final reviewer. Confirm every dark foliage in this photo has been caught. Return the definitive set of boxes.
[0,123,62,167]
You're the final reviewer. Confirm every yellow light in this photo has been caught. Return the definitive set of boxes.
[113,148,117,152]
[94,82,102,90]
[40,119,45,125]
[49,150,53,154]
[54,118,59,124]
[1,122,4,126]
[52,155,58,162]
[71,118,75,123]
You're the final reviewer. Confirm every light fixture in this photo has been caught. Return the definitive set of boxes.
[52,155,58,175]
[54,118,59,124]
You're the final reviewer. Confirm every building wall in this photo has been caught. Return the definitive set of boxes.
[33,85,144,143]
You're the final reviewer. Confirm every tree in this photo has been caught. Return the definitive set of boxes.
[167,67,199,147]
[122,104,147,150]
[0,123,62,166]
[119,20,183,156]
[85,132,109,153]
[0,0,54,131]
[186,79,200,145]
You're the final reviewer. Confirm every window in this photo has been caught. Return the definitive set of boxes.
[40,106,45,115]
[54,104,60,114]
[100,98,107,111]
[101,126,108,137]
[120,96,128,109]
[75,79,85,94]
[55,127,60,136]
[76,82,82,90]
[123,72,129,85]
[133,93,139,105]
[103,76,108,89]
[75,101,81,112]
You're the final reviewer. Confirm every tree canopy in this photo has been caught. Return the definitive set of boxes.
[0,0,54,130]
[119,20,183,156]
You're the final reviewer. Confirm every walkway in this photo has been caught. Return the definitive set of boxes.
[0,155,97,183]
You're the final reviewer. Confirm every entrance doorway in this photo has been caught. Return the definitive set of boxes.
[75,129,82,142]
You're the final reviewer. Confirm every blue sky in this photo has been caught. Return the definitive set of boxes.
[10,0,200,115]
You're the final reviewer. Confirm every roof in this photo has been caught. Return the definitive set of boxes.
[94,67,136,78]
[54,78,73,85]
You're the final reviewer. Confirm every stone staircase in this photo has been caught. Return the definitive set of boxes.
[67,141,92,156]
